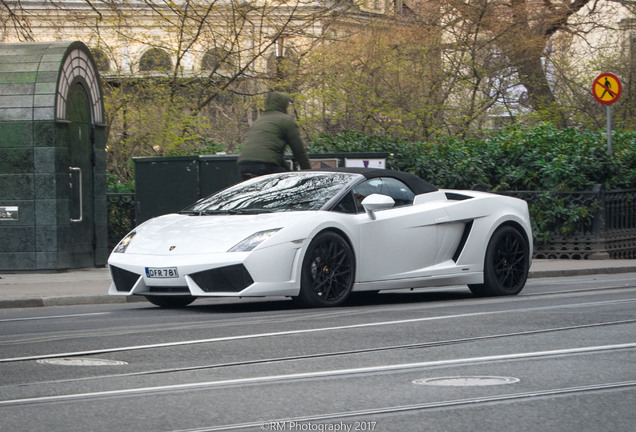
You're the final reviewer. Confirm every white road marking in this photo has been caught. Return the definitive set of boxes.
[1,298,634,363]
[181,381,636,431]
[1,343,634,407]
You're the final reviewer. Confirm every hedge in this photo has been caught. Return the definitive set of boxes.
[308,123,636,191]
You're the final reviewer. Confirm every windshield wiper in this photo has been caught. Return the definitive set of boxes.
[229,208,275,214]
[182,208,278,216]
[179,209,233,216]
[194,209,275,215]
[202,210,236,215]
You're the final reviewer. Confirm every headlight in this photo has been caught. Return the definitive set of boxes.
[113,231,136,253]
[228,229,281,252]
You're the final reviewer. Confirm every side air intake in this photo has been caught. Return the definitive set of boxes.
[445,192,473,201]
[452,221,474,262]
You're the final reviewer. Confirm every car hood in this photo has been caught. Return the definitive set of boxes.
[123,212,314,255]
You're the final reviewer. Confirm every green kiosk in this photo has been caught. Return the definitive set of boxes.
[0,41,107,271]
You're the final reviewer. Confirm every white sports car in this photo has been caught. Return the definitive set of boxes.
[108,168,532,308]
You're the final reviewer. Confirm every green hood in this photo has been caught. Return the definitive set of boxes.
[264,91,290,114]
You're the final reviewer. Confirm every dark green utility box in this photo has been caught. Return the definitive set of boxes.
[199,154,240,197]
[133,156,199,224]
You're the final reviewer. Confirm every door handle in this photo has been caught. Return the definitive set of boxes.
[69,167,83,223]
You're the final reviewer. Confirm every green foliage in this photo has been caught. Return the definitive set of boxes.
[308,124,636,245]
[107,174,135,193]
[103,79,253,182]
[309,124,636,190]
[164,138,225,157]
[528,193,599,244]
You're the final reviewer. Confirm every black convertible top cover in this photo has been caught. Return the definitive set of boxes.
[313,167,438,195]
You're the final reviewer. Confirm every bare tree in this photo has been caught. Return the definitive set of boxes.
[3,0,352,178]
[403,0,612,128]
[295,8,452,140]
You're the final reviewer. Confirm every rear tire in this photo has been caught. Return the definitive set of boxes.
[469,225,529,297]
[144,295,196,308]
[295,232,355,307]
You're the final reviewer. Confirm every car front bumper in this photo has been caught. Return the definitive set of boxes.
[108,244,304,298]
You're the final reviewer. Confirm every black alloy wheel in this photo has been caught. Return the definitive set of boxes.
[296,231,355,307]
[469,225,529,297]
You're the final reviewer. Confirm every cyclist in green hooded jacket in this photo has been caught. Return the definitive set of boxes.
[238,91,311,180]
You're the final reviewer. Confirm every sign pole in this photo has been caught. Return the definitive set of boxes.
[606,105,612,155]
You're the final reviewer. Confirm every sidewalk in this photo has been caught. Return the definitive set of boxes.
[1,260,635,309]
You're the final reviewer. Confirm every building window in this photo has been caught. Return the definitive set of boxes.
[91,48,110,72]
[266,46,298,80]
[201,48,234,75]
[139,48,172,73]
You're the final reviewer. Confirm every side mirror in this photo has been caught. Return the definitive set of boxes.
[361,194,395,220]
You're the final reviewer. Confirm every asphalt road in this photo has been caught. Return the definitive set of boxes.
[1,273,635,432]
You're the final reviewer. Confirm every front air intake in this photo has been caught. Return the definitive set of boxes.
[147,286,191,294]
[110,266,141,292]
[190,265,254,293]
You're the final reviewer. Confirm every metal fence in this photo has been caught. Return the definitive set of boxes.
[107,187,636,259]
[499,186,636,259]
[107,193,136,251]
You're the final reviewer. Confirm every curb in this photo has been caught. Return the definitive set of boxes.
[0,295,145,309]
[528,266,636,279]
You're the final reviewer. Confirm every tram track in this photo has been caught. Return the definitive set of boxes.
[522,282,636,297]
[2,296,636,364]
[0,281,634,340]
[1,343,634,407]
[180,380,636,432]
[0,317,634,391]
[1,283,634,349]
[1,276,635,431]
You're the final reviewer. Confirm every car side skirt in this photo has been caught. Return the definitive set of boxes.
[352,272,483,292]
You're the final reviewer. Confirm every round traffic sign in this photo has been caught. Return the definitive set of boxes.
[593,73,622,105]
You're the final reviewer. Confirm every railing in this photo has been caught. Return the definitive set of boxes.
[107,193,136,250]
[597,188,636,259]
[604,189,636,231]
[499,186,636,259]
[107,187,636,259]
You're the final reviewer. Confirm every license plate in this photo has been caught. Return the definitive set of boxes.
[146,267,179,278]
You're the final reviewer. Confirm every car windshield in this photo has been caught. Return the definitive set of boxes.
[182,172,360,214]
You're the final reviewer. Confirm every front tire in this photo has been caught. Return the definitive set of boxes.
[295,232,355,307]
[469,225,529,297]
[144,295,196,308]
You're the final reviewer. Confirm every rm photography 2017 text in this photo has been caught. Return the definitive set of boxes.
[260,420,378,431]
